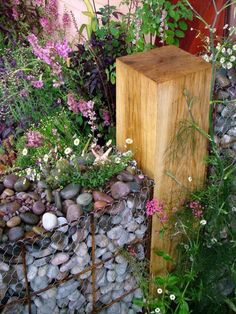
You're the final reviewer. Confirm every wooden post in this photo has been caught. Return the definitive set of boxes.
[116,46,211,276]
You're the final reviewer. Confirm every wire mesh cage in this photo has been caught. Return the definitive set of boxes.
[0,172,153,314]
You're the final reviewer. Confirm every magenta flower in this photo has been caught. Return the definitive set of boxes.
[12,7,19,20]
[55,40,71,59]
[67,94,79,113]
[103,111,110,126]
[26,131,44,147]
[31,80,44,88]
[62,12,71,28]
[33,0,44,6]
[78,100,94,118]
[189,200,203,218]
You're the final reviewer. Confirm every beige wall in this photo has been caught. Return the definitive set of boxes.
[58,0,124,42]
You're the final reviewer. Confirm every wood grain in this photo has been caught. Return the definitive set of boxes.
[116,46,211,276]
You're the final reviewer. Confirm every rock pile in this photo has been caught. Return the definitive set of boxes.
[0,169,151,314]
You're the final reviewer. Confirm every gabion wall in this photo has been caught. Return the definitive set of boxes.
[0,172,153,314]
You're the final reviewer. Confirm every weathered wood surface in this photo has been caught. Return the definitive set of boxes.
[116,46,211,276]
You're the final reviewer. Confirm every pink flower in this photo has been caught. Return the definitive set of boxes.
[78,100,94,118]
[103,111,110,126]
[55,40,71,59]
[62,12,71,28]
[189,200,203,218]
[31,80,44,88]
[33,0,44,6]
[26,131,44,147]
[12,7,19,20]
[67,94,79,113]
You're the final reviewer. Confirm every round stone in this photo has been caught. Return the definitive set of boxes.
[32,201,45,215]
[6,216,21,228]
[60,184,80,200]
[20,212,40,225]
[76,193,93,206]
[8,226,24,241]
[94,201,107,211]
[66,204,82,225]
[42,213,58,231]
[57,217,68,233]
[92,191,114,204]
[2,189,15,197]
[110,182,130,199]
[3,174,19,189]
[0,201,21,215]
[14,177,30,192]
[51,253,69,266]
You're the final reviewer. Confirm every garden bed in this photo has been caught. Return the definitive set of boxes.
[0,168,153,314]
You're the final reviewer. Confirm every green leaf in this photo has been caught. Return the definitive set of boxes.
[155,250,174,262]
[178,301,189,314]
[179,21,188,31]
[175,30,185,38]
[82,11,94,18]
[166,36,175,45]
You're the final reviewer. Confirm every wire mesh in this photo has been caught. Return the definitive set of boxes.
[0,173,154,313]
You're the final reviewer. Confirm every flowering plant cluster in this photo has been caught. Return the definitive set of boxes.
[215,42,236,70]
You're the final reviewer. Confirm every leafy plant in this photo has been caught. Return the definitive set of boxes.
[128,0,193,51]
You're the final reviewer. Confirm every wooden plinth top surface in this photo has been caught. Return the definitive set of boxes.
[117,45,211,84]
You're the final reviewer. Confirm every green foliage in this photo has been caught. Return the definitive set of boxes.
[128,0,193,51]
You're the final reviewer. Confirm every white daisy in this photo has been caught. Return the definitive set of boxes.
[157,288,163,294]
[227,62,233,69]
[227,48,233,55]
[155,308,161,313]
[64,147,72,155]
[170,294,176,300]
[200,219,207,225]
[230,56,236,62]
[220,57,225,64]
[73,138,80,146]
[22,148,28,156]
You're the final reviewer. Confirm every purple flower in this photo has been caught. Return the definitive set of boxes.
[33,0,44,6]
[26,131,44,147]
[67,94,79,113]
[55,40,71,59]
[31,80,44,88]
[62,12,71,28]
[12,7,19,20]
[19,89,29,98]
[103,111,110,126]
[78,100,94,118]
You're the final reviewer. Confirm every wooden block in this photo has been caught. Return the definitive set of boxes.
[116,46,211,276]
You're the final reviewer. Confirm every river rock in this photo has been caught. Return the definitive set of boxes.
[2,188,15,197]
[76,193,93,206]
[3,174,19,189]
[6,216,21,228]
[0,201,21,215]
[30,276,48,292]
[8,226,24,241]
[93,191,114,203]
[14,177,30,192]
[42,213,58,230]
[20,212,40,225]
[47,264,59,279]
[111,182,130,199]
[32,201,45,215]
[28,264,38,281]
[94,201,107,210]
[117,171,134,182]
[56,280,80,299]
[107,226,123,240]
[60,184,80,200]
[216,72,230,88]
[57,217,68,233]
[66,204,82,225]
[51,253,69,266]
